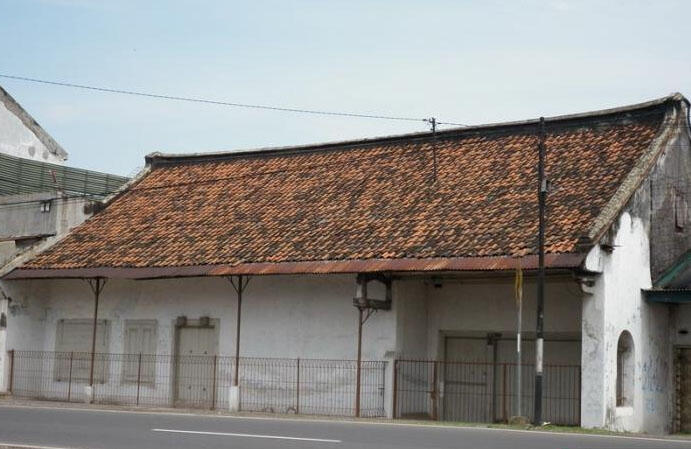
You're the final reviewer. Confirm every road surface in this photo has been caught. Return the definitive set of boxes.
[0,405,690,449]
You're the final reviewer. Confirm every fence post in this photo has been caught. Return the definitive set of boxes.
[211,355,217,410]
[8,349,14,393]
[392,359,398,419]
[502,363,507,422]
[296,358,300,415]
[67,352,74,401]
[577,366,581,425]
[136,353,142,406]
[355,358,361,418]
[431,361,438,420]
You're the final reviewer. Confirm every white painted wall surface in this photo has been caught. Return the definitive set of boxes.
[425,277,582,360]
[3,275,398,414]
[0,101,64,164]
[581,211,672,434]
[6,275,395,360]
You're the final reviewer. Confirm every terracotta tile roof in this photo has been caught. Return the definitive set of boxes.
[12,96,683,276]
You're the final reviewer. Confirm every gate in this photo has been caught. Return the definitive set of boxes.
[394,359,580,425]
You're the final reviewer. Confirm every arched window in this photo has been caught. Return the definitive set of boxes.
[616,331,635,407]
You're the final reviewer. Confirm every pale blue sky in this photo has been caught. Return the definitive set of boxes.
[1,0,689,176]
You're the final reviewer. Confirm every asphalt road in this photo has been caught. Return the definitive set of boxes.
[1,405,690,449]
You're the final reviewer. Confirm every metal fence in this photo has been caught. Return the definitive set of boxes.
[394,360,580,425]
[7,351,387,417]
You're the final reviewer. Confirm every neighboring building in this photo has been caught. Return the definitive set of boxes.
[0,86,67,164]
[1,94,689,434]
[0,85,129,400]
[0,85,129,272]
[0,153,130,269]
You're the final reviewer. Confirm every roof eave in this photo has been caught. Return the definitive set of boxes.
[3,253,586,280]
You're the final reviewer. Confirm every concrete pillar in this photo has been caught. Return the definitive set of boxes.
[383,352,396,418]
[229,385,240,412]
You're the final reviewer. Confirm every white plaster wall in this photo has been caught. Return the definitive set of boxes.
[3,275,398,413]
[6,275,395,361]
[0,101,64,164]
[425,277,582,360]
[581,212,672,434]
[394,279,428,359]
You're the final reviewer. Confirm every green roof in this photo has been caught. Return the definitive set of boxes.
[0,152,129,197]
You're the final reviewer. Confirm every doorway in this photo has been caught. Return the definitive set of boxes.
[174,319,218,407]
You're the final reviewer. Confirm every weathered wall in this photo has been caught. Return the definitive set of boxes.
[0,195,93,267]
[394,279,428,359]
[581,209,671,434]
[424,276,582,360]
[579,101,690,435]
[4,275,397,361]
[0,95,65,164]
[649,104,691,282]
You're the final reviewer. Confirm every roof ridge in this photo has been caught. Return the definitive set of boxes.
[146,93,685,164]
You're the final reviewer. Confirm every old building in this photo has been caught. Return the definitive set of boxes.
[1,94,689,434]
[0,86,67,165]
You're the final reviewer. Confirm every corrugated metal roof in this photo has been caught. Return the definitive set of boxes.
[5,254,584,279]
[0,152,129,197]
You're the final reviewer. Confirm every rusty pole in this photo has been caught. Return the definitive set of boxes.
[432,361,439,420]
[296,357,301,414]
[67,351,74,401]
[228,276,250,387]
[354,275,369,419]
[8,349,14,393]
[234,276,243,387]
[136,352,142,406]
[355,306,363,418]
[211,354,217,409]
[88,278,105,389]
[392,359,399,419]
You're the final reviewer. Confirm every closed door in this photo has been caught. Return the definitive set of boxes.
[175,326,216,407]
[443,338,492,422]
[680,348,691,433]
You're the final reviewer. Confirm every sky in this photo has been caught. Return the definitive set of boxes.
[1,0,690,176]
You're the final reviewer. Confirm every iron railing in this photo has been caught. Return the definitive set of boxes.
[8,351,581,425]
[393,360,580,425]
[7,350,387,417]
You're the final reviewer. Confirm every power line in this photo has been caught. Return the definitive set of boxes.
[0,74,466,127]
[0,108,685,209]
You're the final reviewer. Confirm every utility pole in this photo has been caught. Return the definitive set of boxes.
[427,117,438,183]
[533,117,547,426]
[515,261,523,419]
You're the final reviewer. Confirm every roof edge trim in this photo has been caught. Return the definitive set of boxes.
[4,253,585,280]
